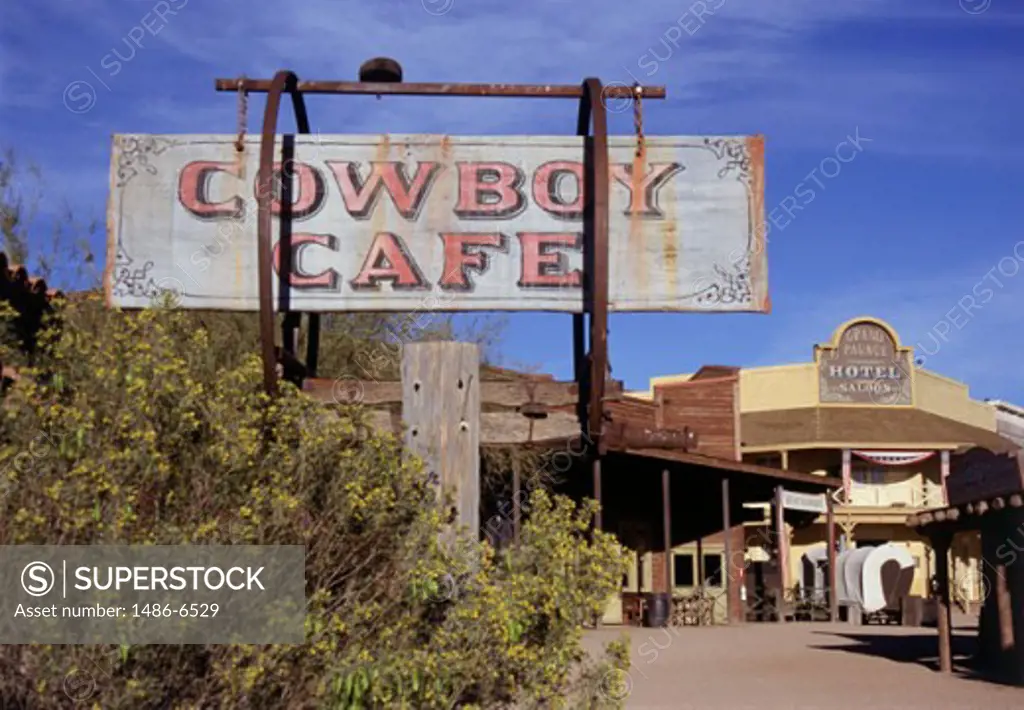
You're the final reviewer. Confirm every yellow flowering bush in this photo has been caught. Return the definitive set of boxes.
[0,296,628,709]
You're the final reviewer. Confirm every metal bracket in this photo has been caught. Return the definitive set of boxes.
[255,70,310,397]
[576,78,610,447]
[219,66,663,406]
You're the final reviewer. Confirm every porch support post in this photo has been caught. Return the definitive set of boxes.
[995,560,1015,653]
[941,450,951,506]
[663,468,672,598]
[775,484,786,623]
[841,448,852,502]
[722,475,734,623]
[827,493,838,622]
[935,532,953,673]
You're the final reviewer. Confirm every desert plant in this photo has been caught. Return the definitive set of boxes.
[0,296,629,709]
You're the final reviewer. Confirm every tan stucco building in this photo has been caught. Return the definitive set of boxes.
[636,316,1020,609]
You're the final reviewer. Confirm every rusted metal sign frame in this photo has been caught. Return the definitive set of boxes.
[216,70,666,450]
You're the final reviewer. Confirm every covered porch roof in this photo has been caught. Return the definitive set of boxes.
[740,406,1019,454]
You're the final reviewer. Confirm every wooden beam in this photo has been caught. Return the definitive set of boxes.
[842,449,852,502]
[775,485,786,624]
[995,562,1015,652]
[617,447,841,490]
[941,450,950,506]
[513,459,521,545]
[304,377,618,409]
[827,494,838,622]
[722,476,733,624]
[663,468,672,602]
[401,343,480,536]
[935,535,953,674]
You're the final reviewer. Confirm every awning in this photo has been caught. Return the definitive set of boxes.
[610,446,841,491]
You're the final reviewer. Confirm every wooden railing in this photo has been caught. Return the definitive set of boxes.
[847,479,945,509]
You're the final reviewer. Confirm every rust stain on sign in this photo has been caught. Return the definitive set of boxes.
[747,135,769,313]
[661,170,679,298]
[628,147,647,295]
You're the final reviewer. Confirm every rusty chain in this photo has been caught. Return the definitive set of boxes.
[235,77,248,153]
[633,83,645,157]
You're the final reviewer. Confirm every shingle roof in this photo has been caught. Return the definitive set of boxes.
[740,406,1018,454]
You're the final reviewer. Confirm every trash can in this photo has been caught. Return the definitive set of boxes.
[644,593,670,628]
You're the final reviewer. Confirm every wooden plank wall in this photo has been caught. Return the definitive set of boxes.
[604,397,658,430]
[654,369,740,461]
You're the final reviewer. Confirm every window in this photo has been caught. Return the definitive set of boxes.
[673,553,695,587]
[852,464,886,484]
[703,554,724,587]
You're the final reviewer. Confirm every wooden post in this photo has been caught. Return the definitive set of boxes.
[663,468,672,596]
[994,561,1015,651]
[305,313,321,377]
[924,544,932,597]
[827,494,838,622]
[841,449,852,502]
[722,476,733,623]
[935,533,953,673]
[282,312,300,356]
[402,342,480,537]
[775,485,786,623]
[697,537,705,585]
[940,450,951,506]
[512,458,521,546]
[593,458,603,531]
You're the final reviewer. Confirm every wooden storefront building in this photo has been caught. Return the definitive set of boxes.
[909,447,1024,685]
[305,359,839,626]
[638,317,1021,609]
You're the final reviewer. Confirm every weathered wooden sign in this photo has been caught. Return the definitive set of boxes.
[106,134,766,313]
[818,320,913,405]
[947,448,1024,508]
[781,489,828,514]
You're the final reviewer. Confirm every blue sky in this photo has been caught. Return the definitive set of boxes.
[2,0,1023,402]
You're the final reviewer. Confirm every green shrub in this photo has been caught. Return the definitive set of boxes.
[0,297,629,709]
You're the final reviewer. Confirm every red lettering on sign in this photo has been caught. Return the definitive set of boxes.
[611,162,684,217]
[178,161,243,219]
[533,161,583,219]
[327,161,440,220]
[454,162,526,219]
[517,232,582,288]
[439,233,507,291]
[266,162,326,219]
[271,233,340,289]
[350,232,426,290]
